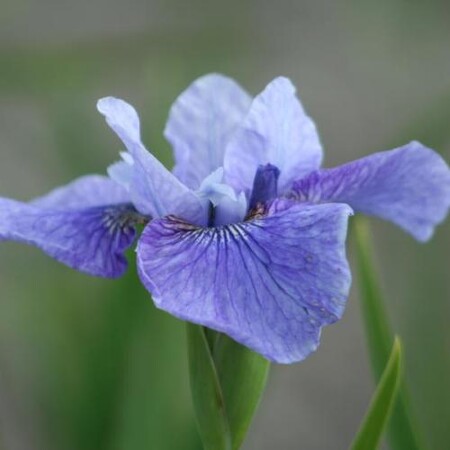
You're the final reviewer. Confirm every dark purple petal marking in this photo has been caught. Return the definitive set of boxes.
[0,200,138,278]
[291,141,450,241]
[137,200,352,363]
[164,74,252,189]
[249,163,280,210]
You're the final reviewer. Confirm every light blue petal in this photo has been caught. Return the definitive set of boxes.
[137,200,352,364]
[292,142,450,241]
[196,167,248,225]
[32,175,131,209]
[164,74,252,189]
[107,152,134,190]
[224,77,323,194]
[196,167,237,206]
[214,192,247,226]
[107,160,133,190]
[97,97,207,225]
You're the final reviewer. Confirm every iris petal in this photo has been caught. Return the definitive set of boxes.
[32,175,131,209]
[164,74,252,189]
[292,141,450,241]
[1,175,138,277]
[97,97,207,225]
[224,77,323,194]
[0,200,136,277]
[137,200,352,363]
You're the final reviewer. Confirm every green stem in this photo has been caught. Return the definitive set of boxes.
[187,324,270,450]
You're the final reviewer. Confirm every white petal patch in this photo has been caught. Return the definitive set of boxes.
[197,168,237,206]
[196,168,248,225]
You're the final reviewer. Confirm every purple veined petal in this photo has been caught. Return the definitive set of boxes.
[224,77,323,195]
[0,198,137,278]
[97,97,207,225]
[164,74,252,189]
[137,200,353,364]
[292,141,450,241]
[32,175,131,209]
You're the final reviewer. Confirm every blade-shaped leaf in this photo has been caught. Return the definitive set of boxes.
[187,325,270,450]
[350,337,402,450]
[353,217,425,450]
[187,324,231,450]
[213,333,270,450]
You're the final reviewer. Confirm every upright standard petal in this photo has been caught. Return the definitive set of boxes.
[97,97,207,225]
[164,74,252,189]
[292,142,450,241]
[137,200,352,363]
[0,199,136,278]
[224,77,323,194]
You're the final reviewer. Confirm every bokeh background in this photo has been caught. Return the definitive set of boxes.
[0,1,449,449]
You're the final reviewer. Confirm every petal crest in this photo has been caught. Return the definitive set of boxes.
[292,142,450,241]
[137,200,352,363]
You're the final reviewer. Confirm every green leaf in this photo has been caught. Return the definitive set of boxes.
[187,324,231,450]
[187,324,270,450]
[353,217,425,450]
[213,333,270,450]
[350,337,402,450]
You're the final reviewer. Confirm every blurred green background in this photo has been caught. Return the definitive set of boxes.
[0,1,449,449]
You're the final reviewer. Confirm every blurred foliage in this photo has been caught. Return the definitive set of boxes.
[0,253,201,450]
[353,219,424,450]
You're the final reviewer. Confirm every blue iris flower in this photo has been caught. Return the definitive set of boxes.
[1,75,449,363]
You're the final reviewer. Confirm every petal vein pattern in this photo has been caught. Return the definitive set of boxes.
[0,175,138,277]
[292,142,450,241]
[0,200,136,277]
[137,201,352,363]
